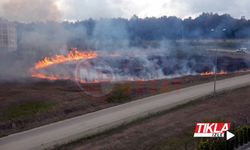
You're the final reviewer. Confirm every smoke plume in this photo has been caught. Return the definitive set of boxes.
[1,0,61,22]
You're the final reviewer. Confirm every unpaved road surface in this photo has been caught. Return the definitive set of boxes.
[1,74,250,150]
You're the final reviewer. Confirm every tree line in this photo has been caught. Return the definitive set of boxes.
[15,13,250,50]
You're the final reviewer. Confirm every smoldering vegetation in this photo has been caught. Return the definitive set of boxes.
[39,48,250,83]
[1,13,250,81]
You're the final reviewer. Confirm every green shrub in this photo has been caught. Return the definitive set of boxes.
[197,139,210,150]
[243,127,248,144]
[239,129,244,146]
[235,131,239,148]
[106,84,132,103]
[197,138,227,150]
[248,127,250,142]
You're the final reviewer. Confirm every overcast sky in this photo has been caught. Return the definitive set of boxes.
[0,0,250,22]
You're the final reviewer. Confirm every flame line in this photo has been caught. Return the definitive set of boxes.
[31,48,98,81]
[34,48,97,70]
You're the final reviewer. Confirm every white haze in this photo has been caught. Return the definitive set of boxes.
[0,0,250,22]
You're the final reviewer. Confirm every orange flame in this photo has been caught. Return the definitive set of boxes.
[31,73,68,81]
[200,70,228,76]
[31,48,98,81]
[34,48,97,70]
[31,48,235,82]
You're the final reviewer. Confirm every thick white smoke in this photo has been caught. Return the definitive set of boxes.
[37,49,204,83]
[1,0,61,22]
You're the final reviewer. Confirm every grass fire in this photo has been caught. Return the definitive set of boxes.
[1,5,250,150]
[30,47,250,85]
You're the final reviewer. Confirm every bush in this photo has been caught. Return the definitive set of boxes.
[239,129,244,146]
[243,127,248,144]
[235,131,239,148]
[106,84,132,103]
[197,138,227,150]
[197,139,210,150]
[248,127,250,142]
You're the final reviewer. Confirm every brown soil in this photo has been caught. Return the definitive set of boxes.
[58,83,250,150]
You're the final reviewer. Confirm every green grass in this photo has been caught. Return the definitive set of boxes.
[3,101,55,121]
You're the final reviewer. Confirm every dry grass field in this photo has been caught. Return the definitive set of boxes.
[0,72,247,137]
